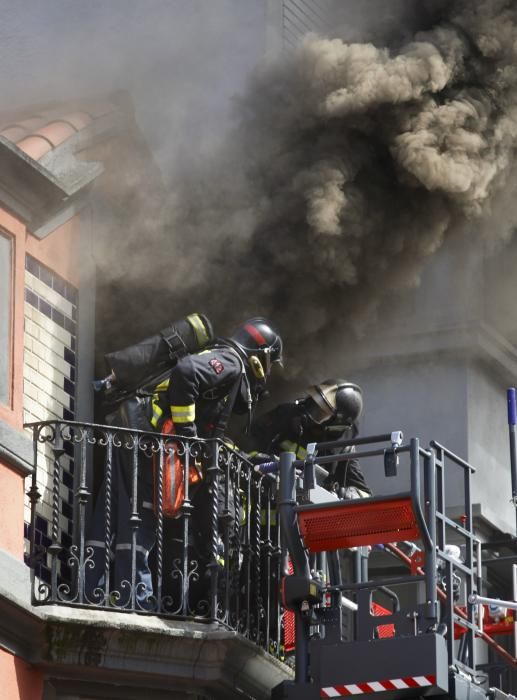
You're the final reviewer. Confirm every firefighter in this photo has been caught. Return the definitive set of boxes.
[251,381,370,653]
[150,316,284,439]
[251,379,371,498]
[86,317,283,610]
[157,317,284,608]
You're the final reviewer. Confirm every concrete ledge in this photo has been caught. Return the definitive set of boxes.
[39,607,291,699]
[0,583,292,699]
[345,321,517,385]
[0,422,34,476]
[0,549,44,660]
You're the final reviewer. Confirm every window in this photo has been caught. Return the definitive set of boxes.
[0,232,12,405]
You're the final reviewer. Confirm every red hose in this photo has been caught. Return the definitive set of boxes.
[384,543,517,669]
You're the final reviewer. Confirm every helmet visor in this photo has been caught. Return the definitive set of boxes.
[304,385,336,425]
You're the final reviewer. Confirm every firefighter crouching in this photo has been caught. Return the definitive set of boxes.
[85,317,283,610]
[251,379,371,498]
[250,380,370,657]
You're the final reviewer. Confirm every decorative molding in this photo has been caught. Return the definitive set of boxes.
[0,421,33,476]
[0,112,120,236]
[344,321,517,382]
[0,549,41,660]
[29,195,89,240]
[0,590,292,699]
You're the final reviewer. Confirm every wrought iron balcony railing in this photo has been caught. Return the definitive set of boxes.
[24,420,284,657]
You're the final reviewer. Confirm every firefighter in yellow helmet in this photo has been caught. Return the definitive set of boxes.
[251,379,371,498]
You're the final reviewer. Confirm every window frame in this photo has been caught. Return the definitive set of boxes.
[0,213,26,429]
[0,229,13,407]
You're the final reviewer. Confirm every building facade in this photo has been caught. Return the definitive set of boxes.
[266,0,517,537]
[2,3,516,697]
[0,93,289,699]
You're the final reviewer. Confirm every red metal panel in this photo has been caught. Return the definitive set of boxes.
[297,496,421,552]
[372,602,395,639]
[283,558,295,653]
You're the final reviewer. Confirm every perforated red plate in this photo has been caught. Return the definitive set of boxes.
[296,495,422,552]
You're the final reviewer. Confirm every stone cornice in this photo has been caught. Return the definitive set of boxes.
[0,560,291,699]
[344,321,517,383]
[0,422,34,477]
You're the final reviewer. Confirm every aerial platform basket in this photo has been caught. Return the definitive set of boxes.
[295,492,425,553]
[310,633,450,700]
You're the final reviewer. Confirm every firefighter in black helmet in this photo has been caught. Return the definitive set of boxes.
[150,317,284,438]
[251,379,371,497]
[86,316,283,611]
[157,317,283,607]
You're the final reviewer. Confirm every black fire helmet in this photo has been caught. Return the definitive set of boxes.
[230,317,283,377]
[304,379,363,426]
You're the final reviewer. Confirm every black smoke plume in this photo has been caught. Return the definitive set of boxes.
[101,0,517,376]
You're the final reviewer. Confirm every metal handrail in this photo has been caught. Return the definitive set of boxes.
[24,419,284,659]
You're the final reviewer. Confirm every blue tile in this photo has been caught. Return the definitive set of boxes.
[52,276,66,298]
[39,265,53,289]
[64,441,74,457]
[61,501,73,520]
[64,316,76,335]
[64,284,78,305]
[39,298,52,319]
[35,515,48,534]
[64,348,76,367]
[26,255,39,278]
[52,307,65,329]
[25,288,38,309]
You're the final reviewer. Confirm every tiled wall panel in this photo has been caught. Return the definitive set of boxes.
[23,255,77,585]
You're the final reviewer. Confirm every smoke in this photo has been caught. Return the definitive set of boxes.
[110,0,517,378]
[5,2,517,378]
[0,0,264,175]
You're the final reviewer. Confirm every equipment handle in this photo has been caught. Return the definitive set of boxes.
[509,388,517,426]
[254,461,279,474]
[507,388,517,535]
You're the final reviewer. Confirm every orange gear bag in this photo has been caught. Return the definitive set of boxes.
[154,418,202,518]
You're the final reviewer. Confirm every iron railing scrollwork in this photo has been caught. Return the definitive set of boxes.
[25,420,285,658]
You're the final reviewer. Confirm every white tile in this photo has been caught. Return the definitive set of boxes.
[26,272,74,319]
[24,317,41,343]
[31,337,66,371]
[24,302,33,321]
[24,349,40,371]
[29,369,69,406]
[23,380,39,403]
[38,351,70,379]
[36,390,68,416]
[31,308,72,348]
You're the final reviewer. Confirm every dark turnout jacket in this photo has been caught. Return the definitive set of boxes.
[151,344,248,438]
[251,401,371,494]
